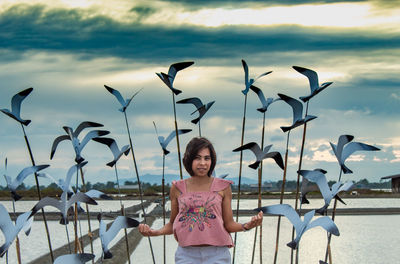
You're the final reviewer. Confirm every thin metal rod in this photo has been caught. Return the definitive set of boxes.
[20,124,54,262]
[12,201,22,264]
[79,167,94,263]
[123,111,156,264]
[65,224,72,254]
[74,168,80,253]
[162,154,166,264]
[114,164,131,264]
[232,94,248,264]
[273,130,291,264]
[172,92,184,179]
[324,168,343,263]
[198,119,202,137]
[291,102,309,264]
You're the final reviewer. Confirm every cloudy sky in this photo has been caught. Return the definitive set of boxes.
[0,0,399,188]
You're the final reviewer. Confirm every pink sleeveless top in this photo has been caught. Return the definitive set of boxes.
[172,177,234,247]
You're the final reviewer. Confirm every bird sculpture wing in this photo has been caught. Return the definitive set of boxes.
[54,253,95,264]
[125,87,144,110]
[67,192,98,210]
[263,151,285,170]
[1,88,33,126]
[278,93,303,124]
[80,130,110,152]
[103,216,140,248]
[299,169,332,206]
[31,197,62,217]
[104,85,126,107]
[256,204,302,230]
[241,59,250,94]
[163,129,192,150]
[74,121,104,137]
[250,85,269,112]
[12,165,49,191]
[341,141,380,165]
[63,162,88,193]
[293,66,319,93]
[85,190,113,200]
[233,142,263,160]
[177,97,203,110]
[0,204,14,247]
[167,61,194,85]
[306,216,340,236]
[16,211,33,236]
[92,137,120,159]
[336,181,354,194]
[334,135,354,163]
[253,71,272,84]
[50,135,70,159]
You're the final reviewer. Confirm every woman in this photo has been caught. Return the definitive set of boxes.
[139,137,263,263]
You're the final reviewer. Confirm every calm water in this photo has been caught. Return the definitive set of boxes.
[1,198,399,263]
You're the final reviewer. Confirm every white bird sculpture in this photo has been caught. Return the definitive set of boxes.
[98,214,139,259]
[256,204,339,249]
[330,135,380,174]
[153,122,191,155]
[278,93,317,132]
[4,164,49,201]
[92,137,130,167]
[0,204,33,257]
[50,121,110,164]
[250,85,280,113]
[156,61,194,95]
[298,169,354,215]
[241,60,272,95]
[53,253,95,264]
[104,85,143,113]
[233,142,284,170]
[293,66,333,103]
[177,97,215,124]
[0,87,33,126]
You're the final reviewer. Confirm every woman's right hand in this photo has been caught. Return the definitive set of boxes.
[139,223,156,236]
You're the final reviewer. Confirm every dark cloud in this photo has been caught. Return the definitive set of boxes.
[1,4,399,64]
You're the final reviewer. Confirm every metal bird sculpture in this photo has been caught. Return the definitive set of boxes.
[4,164,49,201]
[53,253,95,264]
[153,122,192,155]
[0,204,33,257]
[255,204,340,249]
[92,137,130,167]
[104,85,143,113]
[233,142,284,170]
[330,135,380,175]
[298,169,354,215]
[300,168,327,205]
[50,121,110,164]
[156,61,194,95]
[177,97,215,136]
[98,214,139,259]
[241,60,272,95]
[250,85,280,113]
[0,87,33,126]
[293,66,333,103]
[278,93,317,132]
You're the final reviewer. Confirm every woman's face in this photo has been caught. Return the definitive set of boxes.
[191,147,211,177]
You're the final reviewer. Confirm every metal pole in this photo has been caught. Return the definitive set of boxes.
[123,111,156,264]
[232,94,248,264]
[20,124,54,262]
[172,92,184,179]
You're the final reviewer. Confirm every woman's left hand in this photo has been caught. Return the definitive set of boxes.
[243,211,263,230]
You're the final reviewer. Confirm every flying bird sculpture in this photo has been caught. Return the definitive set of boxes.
[177,97,215,124]
[255,204,340,249]
[98,214,140,259]
[293,66,333,103]
[299,168,327,205]
[278,93,317,132]
[156,61,194,95]
[233,142,284,170]
[0,204,33,257]
[241,60,272,95]
[0,87,33,126]
[153,122,192,155]
[50,121,110,164]
[104,85,143,113]
[92,137,130,167]
[250,85,280,113]
[4,164,49,201]
[54,253,95,264]
[330,135,380,174]
[298,169,354,215]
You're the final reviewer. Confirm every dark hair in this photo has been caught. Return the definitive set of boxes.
[183,137,217,177]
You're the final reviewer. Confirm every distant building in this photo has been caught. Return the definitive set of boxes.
[381,174,400,193]
[120,184,139,190]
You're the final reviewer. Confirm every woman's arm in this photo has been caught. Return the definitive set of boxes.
[221,185,263,233]
[139,184,180,236]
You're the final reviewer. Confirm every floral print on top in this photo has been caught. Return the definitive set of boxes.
[178,194,217,232]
